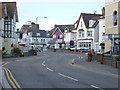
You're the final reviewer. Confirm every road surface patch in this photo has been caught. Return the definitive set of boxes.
[3,67,22,90]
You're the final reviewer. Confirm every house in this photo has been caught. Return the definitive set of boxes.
[20,22,39,31]
[64,25,76,50]
[50,24,74,49]
[98,8,105,53]
[0,2,18,53]
[75,13,102,52]
[18,29,52,50]
[105,0,120,53]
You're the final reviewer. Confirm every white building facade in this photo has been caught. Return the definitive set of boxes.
[76,13,102,52]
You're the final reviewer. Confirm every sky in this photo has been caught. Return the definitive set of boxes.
[0,0,105,30]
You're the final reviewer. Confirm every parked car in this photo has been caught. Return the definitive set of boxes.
[33,48,41,52]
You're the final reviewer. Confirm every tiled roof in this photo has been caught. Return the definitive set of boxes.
[76,13,102,29]
[54,24,75,33]
[27,29,47,38]
[0,2,18,22]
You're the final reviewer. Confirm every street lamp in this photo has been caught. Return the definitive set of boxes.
[36,17,47,24]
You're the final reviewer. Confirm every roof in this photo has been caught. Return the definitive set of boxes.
[0,2,18,22]
[76,13,102,29]
[27,29,47,38]
[51,24,75,35]
[54,24,75,33]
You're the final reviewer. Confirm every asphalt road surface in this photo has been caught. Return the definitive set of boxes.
[2,51,119,89]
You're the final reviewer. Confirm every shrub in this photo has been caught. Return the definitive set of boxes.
[11,48,21,53]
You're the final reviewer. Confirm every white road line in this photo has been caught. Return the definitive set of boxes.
[91,85,103,90]
[79,57,80,59]
[46,67,54,72]
[81,57,83,59]
[2,62,10,66]
[42,61,46,66]
[42,64,45,66]
[58,73,78,82]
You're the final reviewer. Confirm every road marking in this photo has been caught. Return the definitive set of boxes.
[91,85,104,90]
[81,57,83,59]
[2,62,10,66]
[3,68,17,89]
[42,61,46,66]
[16,60,20,62]
[79,57,80,59]
[6,68,22,89]
[58,73,78,82]
[46,67,54,72]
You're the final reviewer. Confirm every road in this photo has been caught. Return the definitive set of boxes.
[2,51,119,89]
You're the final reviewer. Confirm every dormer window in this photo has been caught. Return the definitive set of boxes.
[89,20,96,27]
[53,35,56,38]
[113,10,117,26]
[36,33,40,36]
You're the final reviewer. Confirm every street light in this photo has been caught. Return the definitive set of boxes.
[36,17,47,24]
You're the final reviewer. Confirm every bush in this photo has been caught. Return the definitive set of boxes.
[29,49,37,55]
[11,48,21,53]
[29,49,36,53]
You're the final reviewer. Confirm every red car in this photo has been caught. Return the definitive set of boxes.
[33,48,41,52]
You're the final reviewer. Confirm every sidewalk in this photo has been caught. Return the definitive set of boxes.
[73,58,119,77]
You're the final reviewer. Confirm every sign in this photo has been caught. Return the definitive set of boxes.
[108,34,112,39]
[114,38,120,45]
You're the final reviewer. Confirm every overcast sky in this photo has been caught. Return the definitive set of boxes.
[0,0,104,30]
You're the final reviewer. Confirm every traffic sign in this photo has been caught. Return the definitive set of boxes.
[108,34,112,39]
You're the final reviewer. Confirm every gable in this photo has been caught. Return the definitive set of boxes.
[51,27,63,36]
[77,16,86,30]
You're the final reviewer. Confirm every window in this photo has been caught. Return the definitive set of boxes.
[53,35,56,38]
[79,31,84,37]
[113,10,117,26]
[87,31,92,37]
[81,22,82,27]
[89,20,96,27]
[36,33,40,36]
[59,35,63,38]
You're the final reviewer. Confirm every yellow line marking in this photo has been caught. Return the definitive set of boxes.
[6,68,22,90]
[3,68,18,90]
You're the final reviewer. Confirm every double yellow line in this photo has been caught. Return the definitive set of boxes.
[3,67,22,90]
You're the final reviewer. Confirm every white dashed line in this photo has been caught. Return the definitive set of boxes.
[91,85,104,90]
[42,61,46,66]
[42,63,45,66]
[46,67,54,72]
[58,73,78,82]
[79,57,80,59]
[81,57,83,59]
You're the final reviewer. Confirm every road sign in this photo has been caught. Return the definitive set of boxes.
[114,38,120,45]
[108,34,113,39]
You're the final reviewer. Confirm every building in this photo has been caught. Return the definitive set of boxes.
[18,29,52,50]
[105,0,120,53]
[98,8,105,53]
[64,25,76,50]
[0,2,18,53]
[50,24,74,49]
[75,13,102,52]
[20,22,39,31]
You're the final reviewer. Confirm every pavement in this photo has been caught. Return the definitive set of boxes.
[73,54,119,78]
